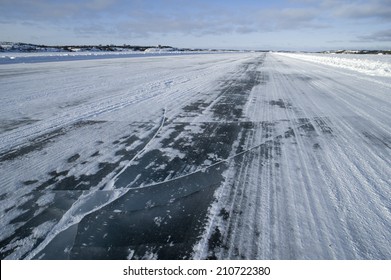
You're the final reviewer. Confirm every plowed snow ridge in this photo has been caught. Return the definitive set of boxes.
[278,52,391,77]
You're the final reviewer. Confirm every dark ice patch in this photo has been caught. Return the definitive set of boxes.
[114,122,245,189]
[38,164,225,260]
[91,151,100,157]
[23,179,39,185]
[211,58,265,121]
[67,154,80,163]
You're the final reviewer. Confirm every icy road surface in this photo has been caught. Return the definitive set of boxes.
[0,53,390,260]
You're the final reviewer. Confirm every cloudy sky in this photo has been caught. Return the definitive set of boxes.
[0,0,390,50]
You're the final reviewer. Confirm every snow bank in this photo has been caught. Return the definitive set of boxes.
[278,53,391,77]
[144,48,175,53]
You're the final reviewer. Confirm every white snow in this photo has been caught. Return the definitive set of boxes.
[35,193,55,207]
[1,52,390,260]
[278,52,391,77]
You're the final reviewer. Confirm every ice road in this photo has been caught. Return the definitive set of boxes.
[0,52,390,259]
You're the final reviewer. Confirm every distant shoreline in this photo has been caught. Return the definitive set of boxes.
[1,42,389,55]
[0,42,240,53]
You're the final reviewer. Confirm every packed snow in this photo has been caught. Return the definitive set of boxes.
[0,52,390,260]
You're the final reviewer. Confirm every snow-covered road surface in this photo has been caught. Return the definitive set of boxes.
[0,53,390,259]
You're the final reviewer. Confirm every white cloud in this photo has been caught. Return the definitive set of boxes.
[332,1,391,20]
[1,0,390,48]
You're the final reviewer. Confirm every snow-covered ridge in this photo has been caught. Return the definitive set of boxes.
[0,42,175,53]
[278,52,391,77]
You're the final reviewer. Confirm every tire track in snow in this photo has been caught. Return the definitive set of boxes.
[271,53,391,259]
[271,67,349,259]
[279,90,334,258]
[270,58,386,260]
[194,53,391,260]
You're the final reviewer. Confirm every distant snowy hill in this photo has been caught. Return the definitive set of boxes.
[0,42,175,53]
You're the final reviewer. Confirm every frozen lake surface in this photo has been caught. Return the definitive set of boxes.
[0,52,390,259]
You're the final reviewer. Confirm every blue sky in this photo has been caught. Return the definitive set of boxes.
[0,0,390,50]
